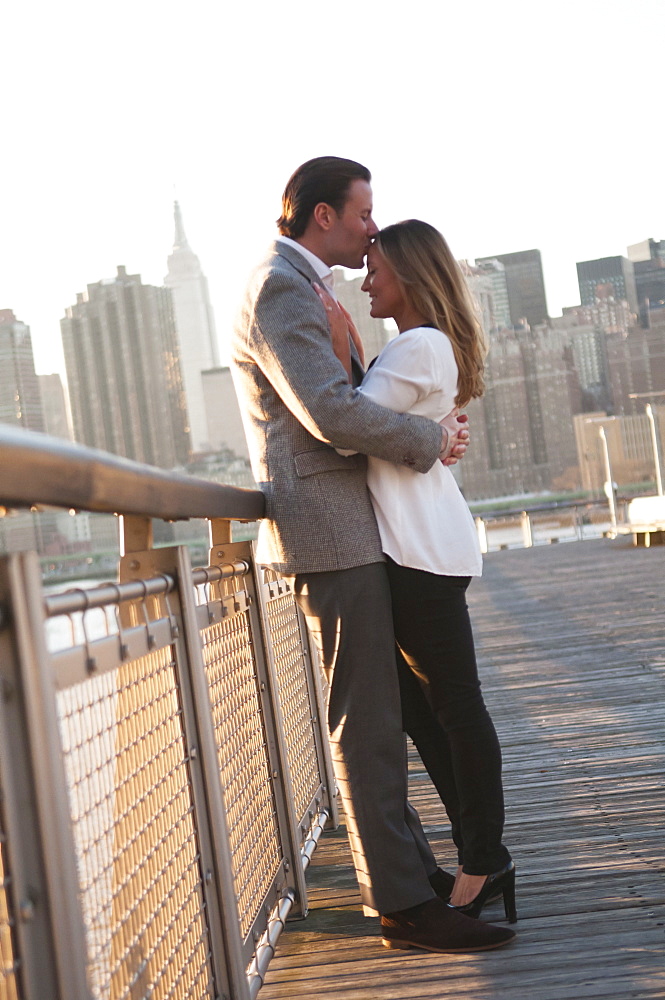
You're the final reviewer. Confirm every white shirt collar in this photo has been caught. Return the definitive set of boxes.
[276,235,336,294]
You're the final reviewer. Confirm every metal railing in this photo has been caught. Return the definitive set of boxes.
[472,498,620,552]
[0,427,338,1000]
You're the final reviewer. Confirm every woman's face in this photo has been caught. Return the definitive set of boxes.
[361,244,409,322]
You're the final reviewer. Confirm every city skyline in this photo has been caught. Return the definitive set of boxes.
[2,0,663,378]
[2,249,662,502]
[6,210,660,380]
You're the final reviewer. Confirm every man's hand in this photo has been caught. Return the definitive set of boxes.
[439,410,470,466]
[314,282,354,379]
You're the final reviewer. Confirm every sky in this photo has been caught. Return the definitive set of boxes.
[2,0,663,378]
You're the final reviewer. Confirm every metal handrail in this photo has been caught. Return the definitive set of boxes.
[0,425,265,522]
[43,562,251,617]
[0,427,339,1000]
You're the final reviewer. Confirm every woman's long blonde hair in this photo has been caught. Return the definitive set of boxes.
[373,220,486,406]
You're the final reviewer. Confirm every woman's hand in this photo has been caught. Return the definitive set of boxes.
[314,283,356,380]
[439,410,470,466]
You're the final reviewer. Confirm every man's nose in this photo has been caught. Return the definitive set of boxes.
[366,217,379,237]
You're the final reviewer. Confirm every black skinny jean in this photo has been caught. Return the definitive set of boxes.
[386,556,511,875]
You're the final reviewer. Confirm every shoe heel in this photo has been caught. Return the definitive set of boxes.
[502,869,517,923]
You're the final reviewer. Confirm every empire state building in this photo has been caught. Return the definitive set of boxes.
[164,202,219,452]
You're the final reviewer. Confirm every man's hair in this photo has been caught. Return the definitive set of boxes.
[374,220,487,407]
[277,156,371,238]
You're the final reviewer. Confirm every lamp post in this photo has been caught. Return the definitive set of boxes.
[599,425,617,532]
[645,403,663,496]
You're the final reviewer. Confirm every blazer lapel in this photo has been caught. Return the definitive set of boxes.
[350,347,366,387]
[272,240,367,385]
[271,240,322,286]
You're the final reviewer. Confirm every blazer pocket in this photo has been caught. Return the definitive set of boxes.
[294,448,362,478]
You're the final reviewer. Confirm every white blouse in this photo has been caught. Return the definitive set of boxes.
[357,326,482,577]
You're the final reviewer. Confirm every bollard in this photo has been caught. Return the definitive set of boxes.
[520,511,533,548]
[475,517,488,554]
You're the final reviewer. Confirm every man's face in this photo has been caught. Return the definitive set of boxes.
[326,180,378,269]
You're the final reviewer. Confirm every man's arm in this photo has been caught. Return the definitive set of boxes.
[247,268,444,472]
[315,282,468,465]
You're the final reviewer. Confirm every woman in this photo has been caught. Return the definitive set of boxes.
[318,219,516,922]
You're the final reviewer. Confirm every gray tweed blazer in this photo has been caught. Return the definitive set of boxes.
[230,240,442,575]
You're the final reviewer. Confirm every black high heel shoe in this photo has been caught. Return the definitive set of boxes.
[452,861,517,923]
[428,866,456,901]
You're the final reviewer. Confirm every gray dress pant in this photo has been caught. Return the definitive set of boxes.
[293,561,437,915]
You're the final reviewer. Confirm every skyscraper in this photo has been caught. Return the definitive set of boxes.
[61,266,190,469]
[551,313,613,412]
[562,294,635,337]
[0,309,45,432]
[612,314,665,410]
[38,373,72,439]
[468,259,512,331]
[626,238,665,326]
[164,202,219,452]
[456,325,580,499]
[475,250,548,328]
[576,256,639,314]
[627,238,665,264]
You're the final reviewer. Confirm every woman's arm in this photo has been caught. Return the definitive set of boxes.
[294,280,467,464]
[249,270,444,469]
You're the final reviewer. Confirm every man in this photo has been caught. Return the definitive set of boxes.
[231,156,514,952]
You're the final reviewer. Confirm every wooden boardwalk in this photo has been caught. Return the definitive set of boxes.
[260,538,665,1000]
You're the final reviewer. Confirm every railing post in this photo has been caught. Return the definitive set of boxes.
[201,540,307,993]
[119,514,153,555]
[118,542,242,1000]
[0,552,91,1000]
[173,545,250,1000]
[0,559,62,1000]
[475,516,488,554]
[250,557,337,892]
[209,517,232,548]
[520,511,533,548]
[227,548,309,918]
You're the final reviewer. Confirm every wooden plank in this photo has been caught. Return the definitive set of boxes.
[259,538,665,1000]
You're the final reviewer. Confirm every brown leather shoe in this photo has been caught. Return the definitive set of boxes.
[381,897,516,953]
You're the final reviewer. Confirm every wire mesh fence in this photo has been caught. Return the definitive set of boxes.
[58,647,215,1000]
[256,568,334,853]
[0,541,336,1000]
[201,611,283,942]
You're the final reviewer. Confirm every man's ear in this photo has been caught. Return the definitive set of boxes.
[312,201,335,231]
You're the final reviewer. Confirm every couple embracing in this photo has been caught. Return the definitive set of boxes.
[231,156,516,955]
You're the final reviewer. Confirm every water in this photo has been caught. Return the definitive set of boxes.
[44,579,118,652]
